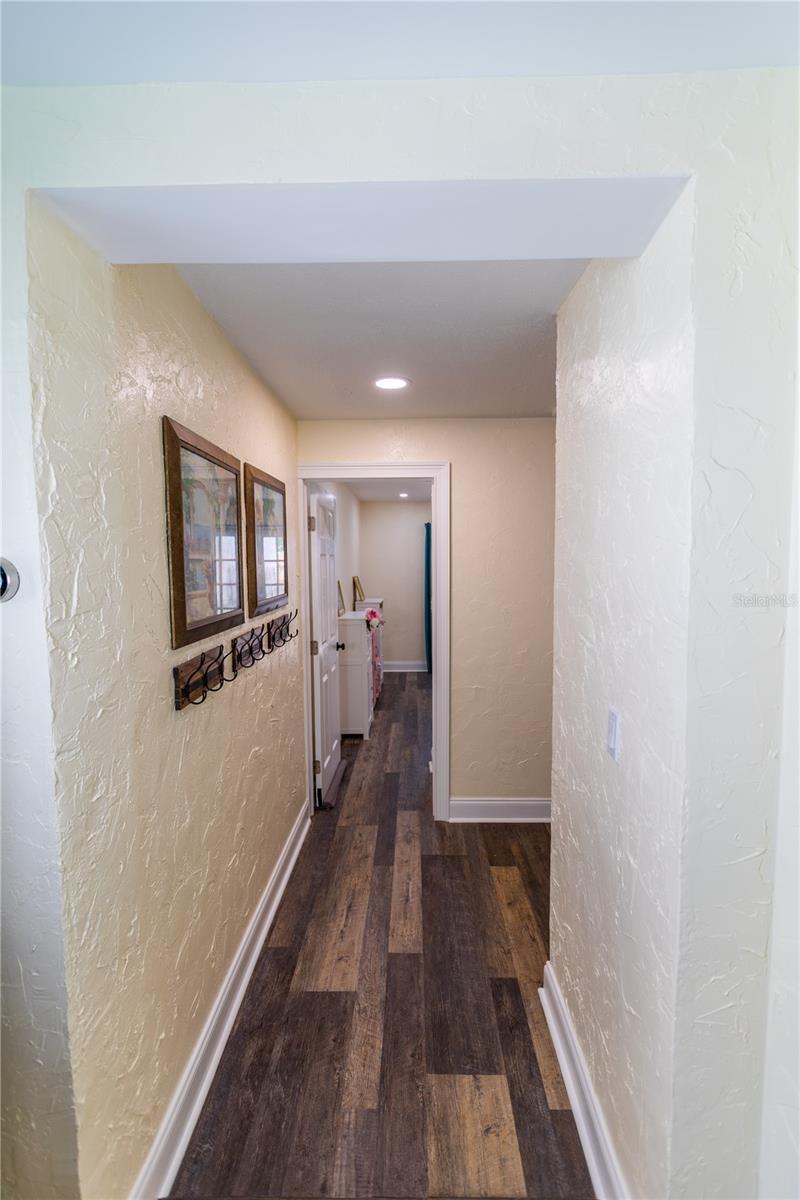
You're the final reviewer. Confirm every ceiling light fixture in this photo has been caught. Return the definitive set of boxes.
[399,492,409,499]
[374,376,410,390]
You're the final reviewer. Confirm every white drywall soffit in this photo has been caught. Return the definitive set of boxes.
[4,1,798,86]
[36,178,687,265]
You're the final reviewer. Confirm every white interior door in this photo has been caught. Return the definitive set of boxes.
[309,493,342,805]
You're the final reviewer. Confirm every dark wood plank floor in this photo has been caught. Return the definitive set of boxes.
[169,673,594,1199]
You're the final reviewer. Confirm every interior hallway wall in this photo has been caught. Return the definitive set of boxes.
[3,66,796,1200]
[553,191,695,1199]
[299,418,556,801]
[359,500,432,666]
[25,200,306,1200]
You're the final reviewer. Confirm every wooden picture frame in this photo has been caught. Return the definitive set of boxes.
[244,463,289,617]
[162,416,245,649]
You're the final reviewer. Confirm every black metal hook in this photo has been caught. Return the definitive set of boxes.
[267,609,299,651]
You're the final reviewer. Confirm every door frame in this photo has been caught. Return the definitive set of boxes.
[297,461,450,821]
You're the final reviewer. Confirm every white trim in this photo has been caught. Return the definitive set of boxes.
[539,962,630,1200]
[384,660,427,673]
[449,797,551,822]
[297,478,317,817]
[129,805,310,1200]
[298,461,450,821]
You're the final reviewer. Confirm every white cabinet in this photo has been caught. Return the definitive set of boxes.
[355,597,384,701]
[338,612,374,739]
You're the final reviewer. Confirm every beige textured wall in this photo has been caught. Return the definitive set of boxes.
[359,500,431,665]
[27,200,306,1199]
[553,193,695,1198]
[299,418,555,799]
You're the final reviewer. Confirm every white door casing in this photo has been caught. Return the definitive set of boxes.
[298,463,450,820]
[309,493,342,805]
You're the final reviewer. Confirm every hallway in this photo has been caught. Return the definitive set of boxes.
[169,674,593,1199]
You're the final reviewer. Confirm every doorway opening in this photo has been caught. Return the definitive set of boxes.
[298,462,450,821]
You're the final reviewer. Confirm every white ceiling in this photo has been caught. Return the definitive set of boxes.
[180,260,584,418]
[38,175,686,418]
[37,178,687,265]
[345,479,432,503]
[4,2,797,86]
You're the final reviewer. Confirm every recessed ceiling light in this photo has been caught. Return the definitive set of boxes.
[374,376,410,390]
[399,492,409,499]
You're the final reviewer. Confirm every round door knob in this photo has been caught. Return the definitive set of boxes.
[0,559,20,603]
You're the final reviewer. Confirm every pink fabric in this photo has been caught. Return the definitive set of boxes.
[371,628,383,703]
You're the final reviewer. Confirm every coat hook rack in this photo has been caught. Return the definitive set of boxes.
[173,645,223,710]
[173,612,299,711]
[232,623,267,669]
[267,609,299,651]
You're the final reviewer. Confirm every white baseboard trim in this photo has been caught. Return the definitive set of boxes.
[539,962,630,1200]
[383,660,428,673]
[130,804,310,1200]
[448,797,551,822]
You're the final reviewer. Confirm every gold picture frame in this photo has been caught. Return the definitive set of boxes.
[353,575,365,607]
[337,580,346,616]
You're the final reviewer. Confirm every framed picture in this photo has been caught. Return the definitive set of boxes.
[337,580,346,616]
[353,575,365,607]
[244,463,288,617]
[162,416,245,648]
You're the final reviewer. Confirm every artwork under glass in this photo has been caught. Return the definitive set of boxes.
[181,447,241,624]
[244,464,288,616]
[162,416,245,648]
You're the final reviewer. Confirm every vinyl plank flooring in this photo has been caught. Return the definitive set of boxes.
[425,1073,527,1198]
[389,810,422,954]
[291,824,377,992]
[170,946,295,1198]
[279,991,356,1197]
[463,825,516,979]
[373,771,400,868]
[491,977,587,1197]
[525,985,571,1111]
[420,802,466,855]
[493,866,569,1109]
[550,1111,596,1199]
[480,824,518,866]
[376,954,427,1198]
[510,828,551,954]
[492,865,548,987]
[231,990,326,1197]
[267,808,338,950]
[423,854,504,1075]
[342,865,392,1110]
[333,1107,380,1199]
[338,725,388,826]
[171,671,592,1200]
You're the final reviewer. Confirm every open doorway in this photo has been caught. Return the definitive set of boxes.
[298,462,450,820]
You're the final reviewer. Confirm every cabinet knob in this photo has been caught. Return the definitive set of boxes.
[336,641,346,651]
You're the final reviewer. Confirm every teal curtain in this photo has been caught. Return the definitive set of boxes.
[424,522,432,673]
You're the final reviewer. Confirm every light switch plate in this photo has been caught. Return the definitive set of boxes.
[607,707,621,762]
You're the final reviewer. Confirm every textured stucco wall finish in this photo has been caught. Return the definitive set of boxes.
[26,199,306,1199]
[554,191,695,1199]
[299,418,556,800]
[2,67,796,1199]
